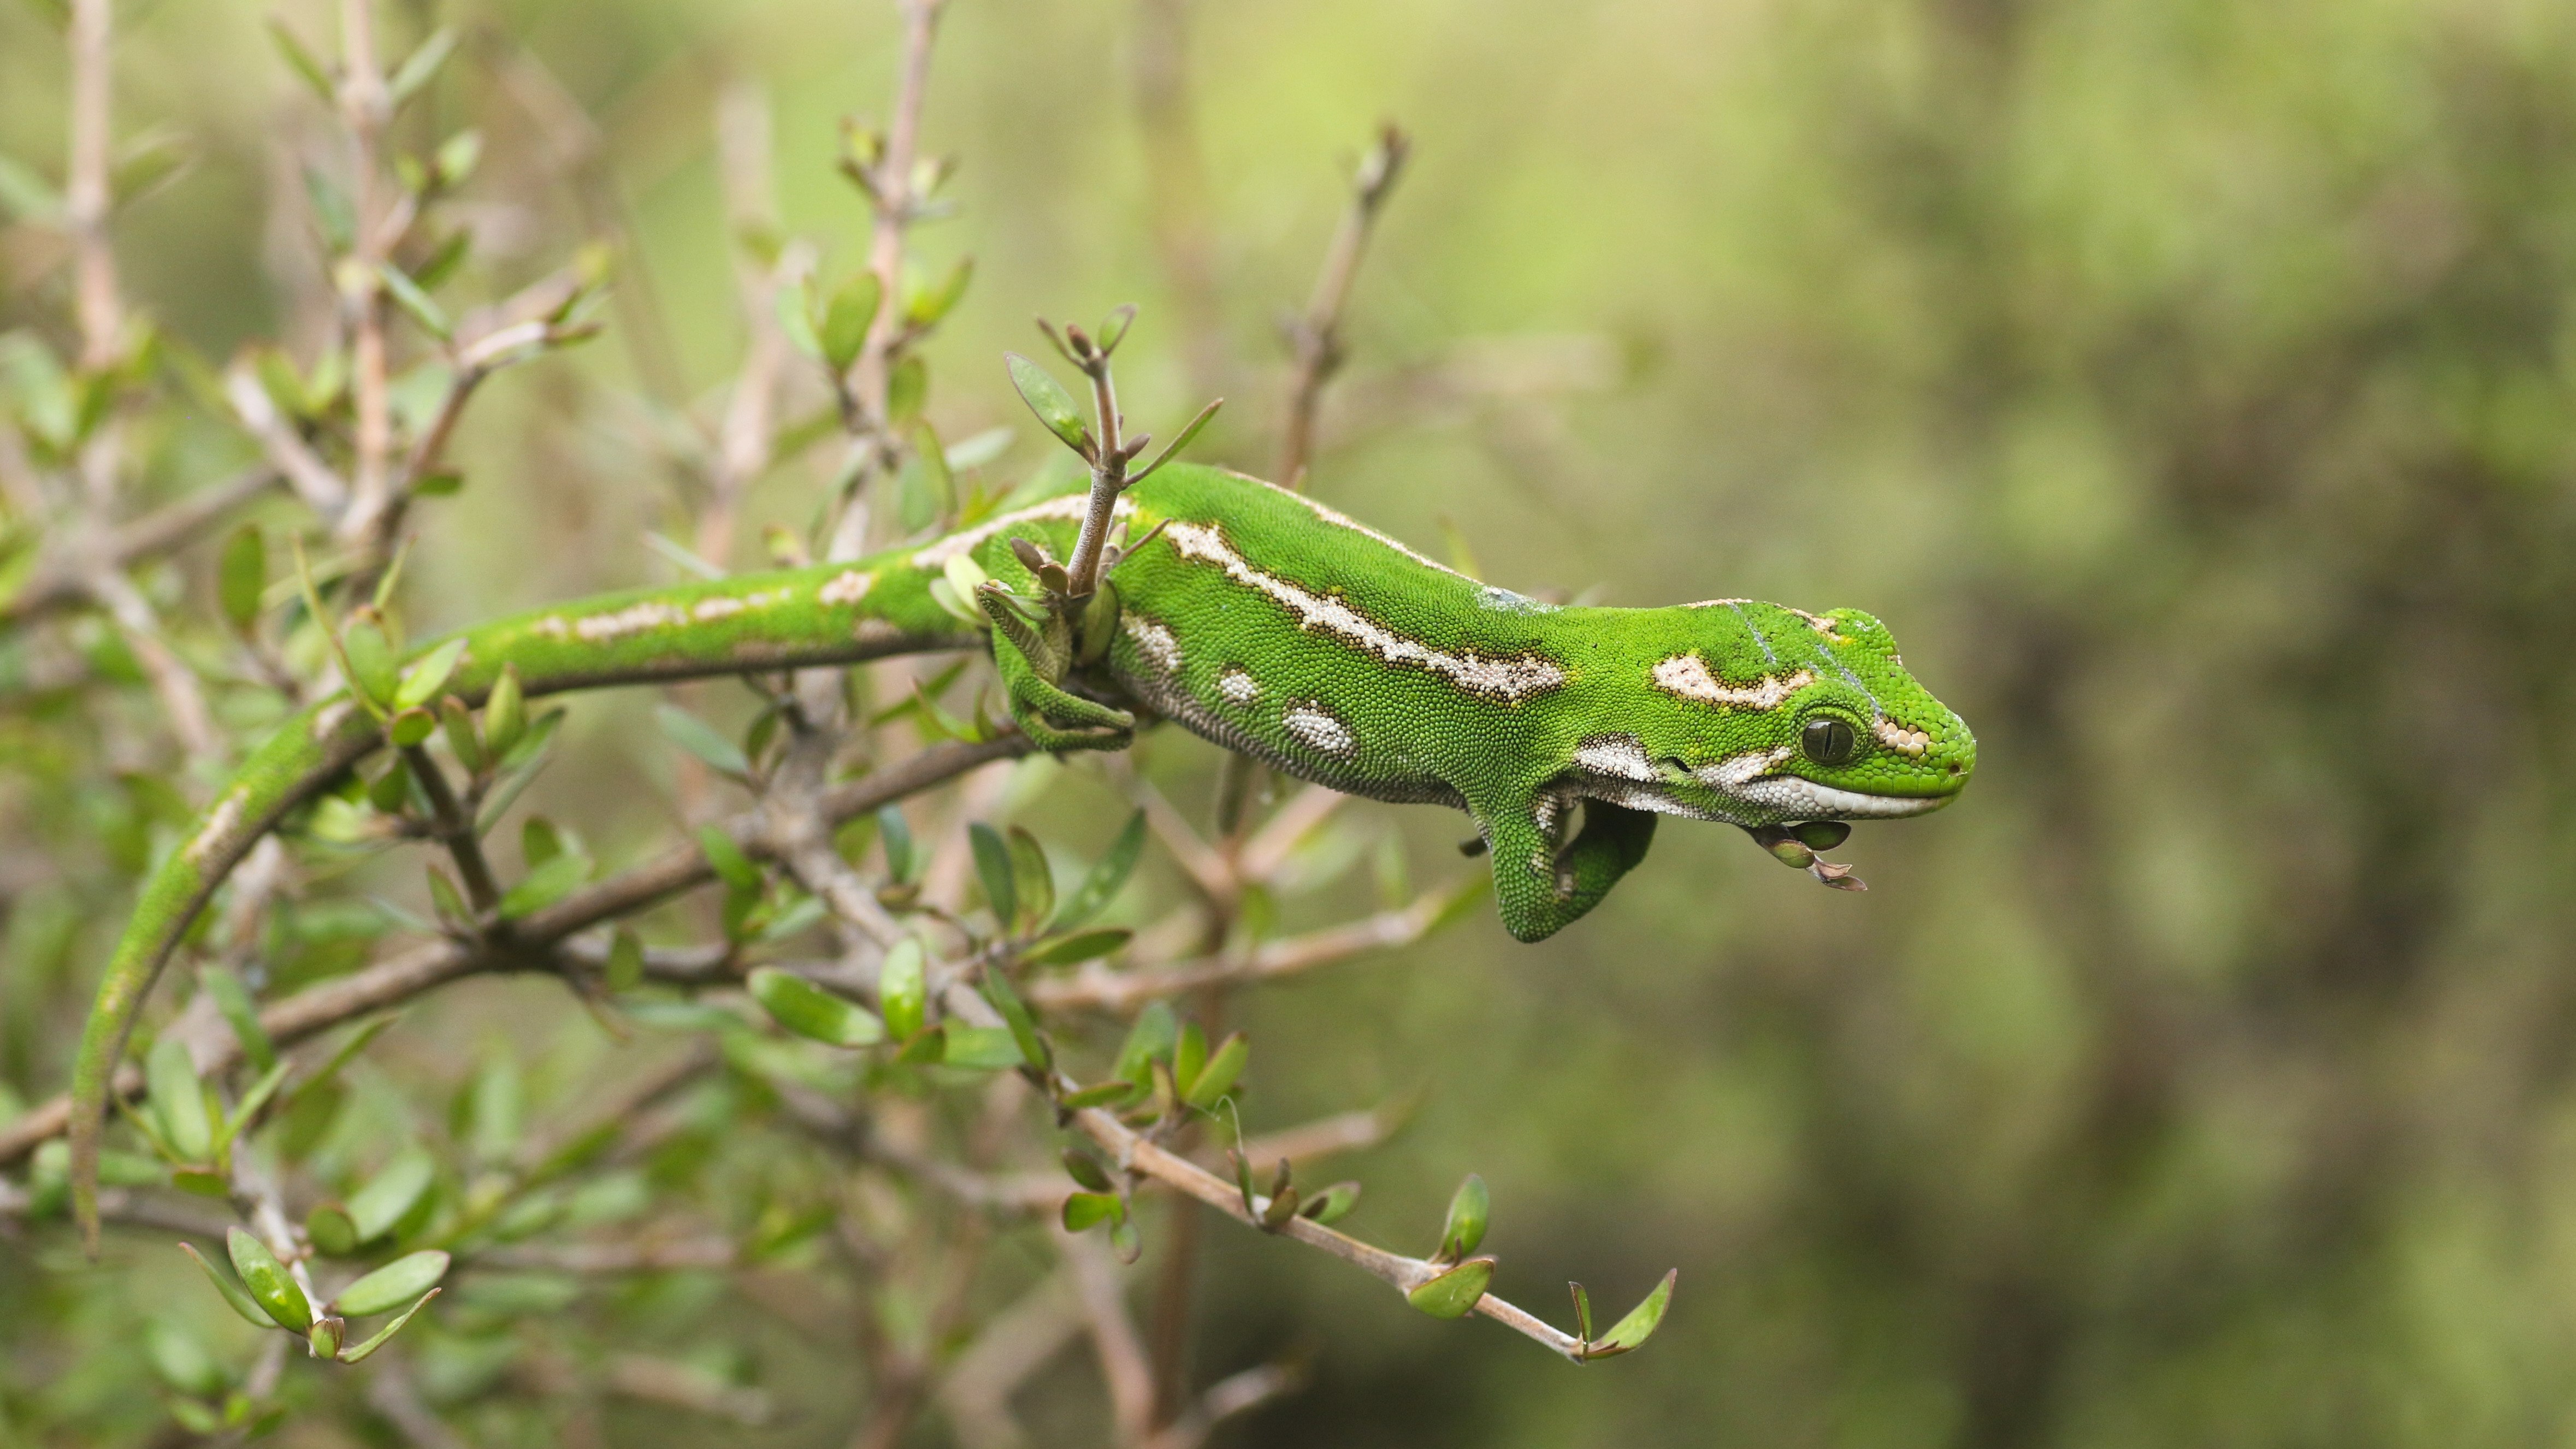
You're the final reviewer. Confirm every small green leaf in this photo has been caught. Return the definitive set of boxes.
[1021,928,1131,968]
[1584,1269,1678,1358]
[1095,303,1137,355]
[144,1318,228,1398]
[818,271,882,372]
[521,816,564,869]
[1113,1003,1177,1086]
[657,703,752,779]
[969,823,1015,927]
[379,264,450,340]
[346,1145,436,1241]
[1051,810,1144,932]
[424,867,471,930]
[1570,1281,1596,1344]
[340,616,398,711]
[940,1026,1025,1071]
[1059,1080,1138,1110]
[335,1288,440,1363]
[886,355,927,425]
[386,26,457,105]
[1439,1173,1490,1261]
[1061,1191,1121,1233]
[1132,397,1225,483]
[1061,1149,1114,1192]
[333,1250,451,1317]
[1301,1180,1362,1226]
[180,1241,275,1327]
[482,664,525,757]
[878,806,916,884]
[388,706,436,748]
[907,255,973,327]
[1182,1032,1248,1111]
[265,19,336,104]
[394,637,468,712]
[498,852,587,919]
[226,1227,312,1332]
[438,696,486,774]
[1006,826,1054,930]
[199,966,275,1073]
[1406,1257,1495,1320]
[215,1059,292,1155]
[748,967,884,1048]
[698,826,761,893]
[776,278,822,359]
[1005,352,1089,456]
[878,937,927,1042]
[305,1203,359,1257]
[1174,1022,1207,1101]
[432,131,482,189]
[606,928,645,993]
[147,1038,213,1163]
[217,525,265,633]
[978,967,1049,1074]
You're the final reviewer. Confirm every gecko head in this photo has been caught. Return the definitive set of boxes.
[1597,602,1975,832]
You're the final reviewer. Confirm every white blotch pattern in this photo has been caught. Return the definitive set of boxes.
[573,600,687,642]
[1874,719,1930,758]
[185,790,246,864]
[1283,703,1356,756]
[1162,519,1565,701]
[819,570,874,605]
[1124,614,1184,676]
[1651,654,1815,711]
[1573,734,1658,782]
[1216,666,1260,706]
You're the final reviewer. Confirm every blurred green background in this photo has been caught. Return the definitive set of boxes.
[11,0,2576,1444]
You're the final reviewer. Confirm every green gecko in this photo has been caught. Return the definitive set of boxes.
[67,462,1972,1240]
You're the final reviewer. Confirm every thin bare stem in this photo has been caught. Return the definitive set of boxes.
[1275,125,1410,490]
[335,0,397,555]
[64,0,118,369]
[401,744,501,913]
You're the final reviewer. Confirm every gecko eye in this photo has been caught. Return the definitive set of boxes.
[1800,717,1858,766]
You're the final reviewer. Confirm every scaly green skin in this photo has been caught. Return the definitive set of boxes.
[69,463,1972,1242]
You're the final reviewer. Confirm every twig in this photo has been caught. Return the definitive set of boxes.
[1064,1228,1157,1446]
[1066,1104,1592,1361]
[1274,125,1409,490]
[822,0,947,565]
[84,565,223,767]
[335,0,398,554]
[402,745,501,913]
[64,0,119,369]
[1028,877,1479,1013]
[936,1271,1084,1449]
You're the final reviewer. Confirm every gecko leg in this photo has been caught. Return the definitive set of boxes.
[977,583,1135,753]
[1472,790,1658,942]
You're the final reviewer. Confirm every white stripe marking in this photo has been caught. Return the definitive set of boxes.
[1651,654,1814,711]
[1161,520,1565,702]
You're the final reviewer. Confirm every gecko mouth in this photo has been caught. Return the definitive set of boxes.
[1724,774,1959,820]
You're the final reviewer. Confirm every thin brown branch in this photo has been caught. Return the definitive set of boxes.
[822,0,948,565]
[1064,1228,1157,1446]
[85,565,223,767]
[1274,124,1409,489]
[937,1271,1083,1449]
[65,0,118,368]
[1065,1104,1590,1361]
[1027,876,1479,1013]
[226,364,352,517]
[401,745,500,912]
